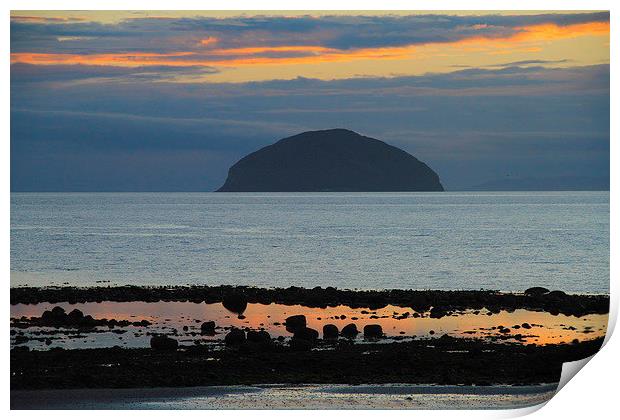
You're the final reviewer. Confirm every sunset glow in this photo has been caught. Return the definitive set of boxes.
[11,11,609,83]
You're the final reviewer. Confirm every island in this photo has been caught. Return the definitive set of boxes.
[217,129,444,192]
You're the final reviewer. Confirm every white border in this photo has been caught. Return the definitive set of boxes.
[4,1,617,418]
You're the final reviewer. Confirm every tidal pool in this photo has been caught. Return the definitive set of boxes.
[10,301,607,350]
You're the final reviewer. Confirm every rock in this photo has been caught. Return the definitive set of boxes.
[247,330,271,343]
[200,321,216,335]
[244,330,273,351]
[341,323,359,337]
[323,324,339,339]
[222,293,248,314]
[67,309,84,323]
[150,335,178,351]
[524,287,550,296]
[546,290,568,300]
[41,306,68,325]
[521,323,532,329]
[40,310,54,323]
[429,306,449,319]
[363,324,383,338]
[289,338,313,351]
[78,315,96,328]
[216,129,444,192]
[285,315,307,333]
[225,328,246,346]
[51,306,66,318]
[294,327,319,342]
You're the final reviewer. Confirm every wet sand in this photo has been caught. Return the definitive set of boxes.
[11,383,558,410]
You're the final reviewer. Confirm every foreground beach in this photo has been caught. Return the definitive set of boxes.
[11,285,608,399]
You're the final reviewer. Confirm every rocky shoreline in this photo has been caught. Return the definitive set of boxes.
[11,336,603,390]
[10,285,609,318]
[10,285,608,391]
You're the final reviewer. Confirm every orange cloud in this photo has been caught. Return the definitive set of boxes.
[199,37,219,47]
[11,21,609,69]
[11,15,85,23]
[208,45,333,56]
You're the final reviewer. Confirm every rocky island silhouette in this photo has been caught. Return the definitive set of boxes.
[217,129,444,192]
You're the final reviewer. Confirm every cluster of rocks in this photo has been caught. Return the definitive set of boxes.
[283,315,384,349]
[193,315,384,351]
[12,306,151,329]
[10,285,609,318]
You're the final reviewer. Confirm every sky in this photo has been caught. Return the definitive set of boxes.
[10,10,610,191]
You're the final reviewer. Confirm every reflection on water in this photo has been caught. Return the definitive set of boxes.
[11,301,607,350]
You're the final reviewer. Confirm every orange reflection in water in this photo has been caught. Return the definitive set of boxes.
[11,301,607,346]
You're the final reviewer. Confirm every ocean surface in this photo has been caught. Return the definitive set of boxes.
[10,192,609,293]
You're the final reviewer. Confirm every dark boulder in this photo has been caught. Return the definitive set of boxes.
[285,315,307,333]
[524,287,550,296]
[546,290,568,300]
[42,306,68,325]
[341,323,359,337]
[51,306,66,318]
[222,293,248,314]
[150,335,178,351]
[225,328,246,346]
[200,321,216,335]
[363,324,383,338]
[430,306,449,319]
[67,309,84,323]
[40,310,54,324]
[244,330,273,351]
[294,327,319,342]
[247,330,271,343]
[323,324,339,339]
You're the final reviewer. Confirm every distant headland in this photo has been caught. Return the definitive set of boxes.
[216,129,444,192]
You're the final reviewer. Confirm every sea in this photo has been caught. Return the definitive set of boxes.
[10,191,609,294]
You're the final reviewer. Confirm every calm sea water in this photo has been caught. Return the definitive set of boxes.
[10,192,609,293]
